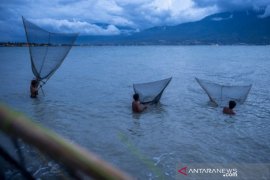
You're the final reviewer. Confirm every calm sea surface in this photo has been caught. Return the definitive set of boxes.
[0,46,270,179]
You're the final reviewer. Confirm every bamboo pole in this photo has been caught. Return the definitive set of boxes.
[0,104,133,180]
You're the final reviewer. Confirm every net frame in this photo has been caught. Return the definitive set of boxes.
[133,77,172,104]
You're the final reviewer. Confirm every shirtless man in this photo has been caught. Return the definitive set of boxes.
[30,79,39,98]
[132,93,147,113]
[223,100,236,115]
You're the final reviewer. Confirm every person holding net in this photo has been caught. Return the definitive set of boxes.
[22,17,78,98]
[30,79,39,98]
[132,93,147,113]
[223,100,236,115]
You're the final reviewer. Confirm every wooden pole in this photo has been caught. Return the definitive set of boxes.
[0,104,132,180]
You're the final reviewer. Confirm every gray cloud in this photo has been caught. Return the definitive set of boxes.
[193,0,270,11]
[32,18,121,35]
[0,0,270,41]
[260,5,270,17]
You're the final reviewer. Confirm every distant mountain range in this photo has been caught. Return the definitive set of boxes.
[78,9,270,45]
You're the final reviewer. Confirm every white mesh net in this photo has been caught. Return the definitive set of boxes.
[22,17,78,82]
[195,77,252,106]
[133,77,172,104]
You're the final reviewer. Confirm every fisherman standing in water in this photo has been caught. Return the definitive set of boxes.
[30,79,39,98]
[132,93,147,113]
[223,100,236,115]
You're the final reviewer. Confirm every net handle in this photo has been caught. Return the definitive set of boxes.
[0,104,133,180]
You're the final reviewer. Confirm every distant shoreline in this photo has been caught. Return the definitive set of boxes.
[1,42,270,47]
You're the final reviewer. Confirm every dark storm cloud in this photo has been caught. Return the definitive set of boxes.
[0,0,270,41]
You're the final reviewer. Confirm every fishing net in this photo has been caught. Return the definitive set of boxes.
[22,17,78,83]
[133,77,172,104]
[195,77,252,106]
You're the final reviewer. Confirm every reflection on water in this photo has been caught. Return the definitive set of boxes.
[128,119,143,137]
[0,46,270,179]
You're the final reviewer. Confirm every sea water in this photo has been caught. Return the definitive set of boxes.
[0,46,270,179]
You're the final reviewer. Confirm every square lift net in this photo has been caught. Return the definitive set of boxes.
[195,77,252,106]
[133,77,172,104]
[22,17,78,84]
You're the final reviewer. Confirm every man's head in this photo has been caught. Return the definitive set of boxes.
[229,100,236,109]
[31,79,38,86]
[133,93,139,101]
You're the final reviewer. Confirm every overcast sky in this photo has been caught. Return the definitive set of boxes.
[1,0,270,41]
